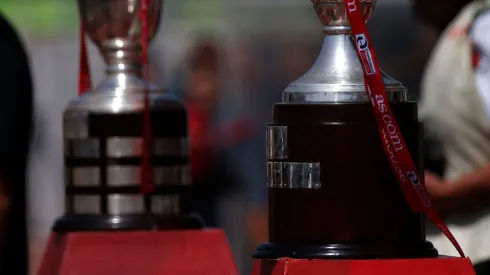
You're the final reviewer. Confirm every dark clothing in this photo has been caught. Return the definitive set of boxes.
[186,100,236,227]
[185,98,252,227]
[186,100,214,183]
[189,154,236,227]
[475,260,490,275]
[0,13,34,275]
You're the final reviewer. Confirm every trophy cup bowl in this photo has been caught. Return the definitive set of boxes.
[77,0,163,50]
[311,0,376,26]
[73,0,171,107]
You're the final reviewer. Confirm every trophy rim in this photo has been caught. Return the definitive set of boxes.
[77,0,164,49]
[311,0,377,3]
[311,0,378,27]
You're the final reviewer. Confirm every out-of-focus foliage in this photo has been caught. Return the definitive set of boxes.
[2,0,78,35]
[178,0,225,31]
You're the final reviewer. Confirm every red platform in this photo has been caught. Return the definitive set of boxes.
[252,257,475,275]
[37,229,239,275]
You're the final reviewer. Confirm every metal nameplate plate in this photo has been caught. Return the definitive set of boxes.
[267,162,321,189]
[267,126,288,160]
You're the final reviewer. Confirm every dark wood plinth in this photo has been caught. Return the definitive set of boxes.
[253,103,437,260]
[61,105,205,231]
[53,213,204,233]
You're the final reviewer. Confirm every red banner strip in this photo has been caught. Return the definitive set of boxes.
[344,0,465,257]
[79,22,91,95]
[139,0,154,193]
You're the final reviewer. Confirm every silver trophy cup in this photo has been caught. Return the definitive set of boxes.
[253,0,436,260]
[76,0,163,110]
[59,0,195,230]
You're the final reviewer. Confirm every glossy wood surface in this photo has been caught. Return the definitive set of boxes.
[269,103,425,246]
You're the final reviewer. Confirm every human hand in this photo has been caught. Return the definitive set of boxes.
[425,171,448,198]
[424,171,457,214]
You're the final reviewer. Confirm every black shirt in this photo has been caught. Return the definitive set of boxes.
[0,13,34,275]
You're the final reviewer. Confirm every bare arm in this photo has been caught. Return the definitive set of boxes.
[427,166,490,214]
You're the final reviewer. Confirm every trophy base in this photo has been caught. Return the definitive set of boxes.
[253,241,438,260]
[53,213,204,232]
[251,256,475,275]
[37,229,239,275]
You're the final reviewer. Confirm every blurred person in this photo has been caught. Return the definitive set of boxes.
[0,12,34,275]
[183,38,257,227]
[412,0,490,273]
[228,40,269,252]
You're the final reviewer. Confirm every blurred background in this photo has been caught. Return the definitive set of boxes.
[1,0,438,274]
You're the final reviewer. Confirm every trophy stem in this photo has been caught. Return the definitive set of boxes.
[102,39,143,77]
[313,30,360,80]
[282,25,407,103]
[282,28,367,103]
[90,38,149,94]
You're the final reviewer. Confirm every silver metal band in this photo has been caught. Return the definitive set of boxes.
[267,126,288,160]
[65,137,188,158]
[65,139,100,158]
[267,162,322,189]
[282,88,408,104]
[64,110,89,139]
[106,137,188,158]
[71,195,180,215]
[67,165,191,186]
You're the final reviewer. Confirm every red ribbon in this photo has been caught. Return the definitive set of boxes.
[344,0,465,257]
[79,22,91,95]
[139,0,154,194]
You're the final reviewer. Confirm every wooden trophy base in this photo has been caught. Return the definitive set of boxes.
[251,257,475,275]
[253,241,437,260]
[52,213,204,232]
[263,103,433,259]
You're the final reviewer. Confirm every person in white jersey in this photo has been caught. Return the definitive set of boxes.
[412,0,490,273]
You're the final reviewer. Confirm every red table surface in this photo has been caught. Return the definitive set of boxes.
[37,229,238,275]
[252,257,476,275]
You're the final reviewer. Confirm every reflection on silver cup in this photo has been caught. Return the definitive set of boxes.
[78,0,163,49]
[75,0,164,106]
[282,0,406,103]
